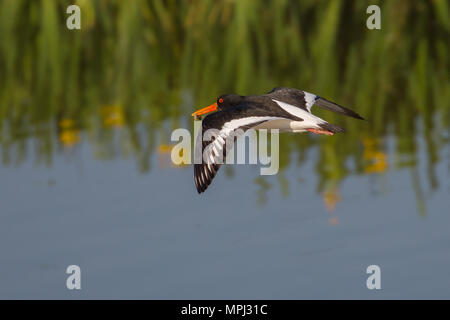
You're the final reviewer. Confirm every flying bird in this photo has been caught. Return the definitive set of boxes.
[191,87,364,193]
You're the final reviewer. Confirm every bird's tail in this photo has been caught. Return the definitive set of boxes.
[315,97,365,120]
[318,121,345,134]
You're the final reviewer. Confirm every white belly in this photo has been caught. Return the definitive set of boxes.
[254,119,318,133]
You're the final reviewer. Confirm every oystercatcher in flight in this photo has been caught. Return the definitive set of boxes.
[191,87,364,193]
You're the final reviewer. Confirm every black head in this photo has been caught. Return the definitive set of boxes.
[192,93,244,119]
[216,94,243,111]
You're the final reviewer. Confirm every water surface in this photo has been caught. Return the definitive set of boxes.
[0,0,449,299]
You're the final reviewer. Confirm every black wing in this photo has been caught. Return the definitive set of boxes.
[265,87,312,112]
[266,87,364,120]
[194,105,281,193]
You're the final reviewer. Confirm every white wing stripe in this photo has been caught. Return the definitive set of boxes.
[214,140,222,151]
[272,99,306,119]
[201,116,279,168]
[303,91,318,112]
[272,99,324,128]
[222,116,280,132]
[212,146,219,157]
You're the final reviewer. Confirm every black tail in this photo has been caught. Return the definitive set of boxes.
[315,97,365,120]
[319,122,345,134]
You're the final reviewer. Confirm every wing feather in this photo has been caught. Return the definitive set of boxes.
[194,107,280,193]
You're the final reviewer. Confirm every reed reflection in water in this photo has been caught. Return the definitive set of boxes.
[1,0,450,300]
[0,0,448,212]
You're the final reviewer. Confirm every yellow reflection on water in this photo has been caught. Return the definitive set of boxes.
[323,186,340,225]
[59,119,80,147]
[323,186,341,212]
[363,138,388,174]
[158,144,188,168]
[101,105,125,128]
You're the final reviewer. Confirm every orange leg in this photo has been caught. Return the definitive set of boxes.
[307,128,334,136]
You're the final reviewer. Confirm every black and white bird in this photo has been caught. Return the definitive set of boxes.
[191,87,364,193]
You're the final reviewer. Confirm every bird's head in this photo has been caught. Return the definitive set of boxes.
[191,94,243,118]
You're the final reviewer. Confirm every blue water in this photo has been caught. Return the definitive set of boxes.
[0,133,449,299]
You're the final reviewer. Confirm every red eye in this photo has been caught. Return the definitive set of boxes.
[219,98,223,103]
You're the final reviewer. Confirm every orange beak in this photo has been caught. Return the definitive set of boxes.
[191,102,218,117]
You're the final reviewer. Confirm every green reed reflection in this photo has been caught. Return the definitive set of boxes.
[0,0,448,209]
